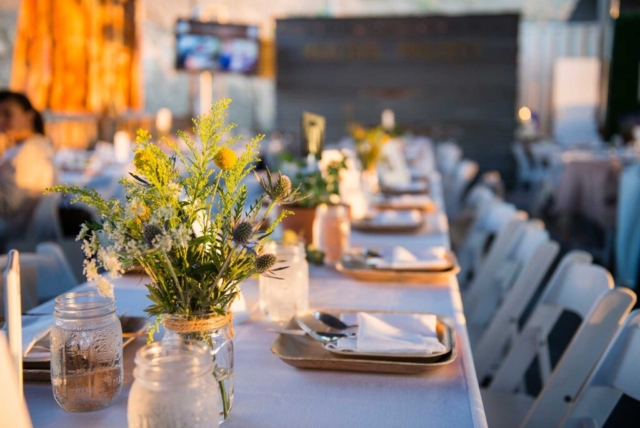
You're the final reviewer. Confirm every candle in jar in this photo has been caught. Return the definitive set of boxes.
[114,131,131,163]
[156,108,173,134]
[3,250,23,396]
[381,109,395,131]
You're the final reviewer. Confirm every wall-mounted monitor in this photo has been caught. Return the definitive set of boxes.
[175,19,259,74]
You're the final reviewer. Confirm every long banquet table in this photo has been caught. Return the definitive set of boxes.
[23,173,487,428]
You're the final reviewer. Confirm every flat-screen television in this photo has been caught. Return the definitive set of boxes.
[175,19,259,74]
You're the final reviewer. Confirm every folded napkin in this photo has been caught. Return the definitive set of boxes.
[385,195,432,207]
[369,246,449,271]
[368,210,422,225]
[21,315,53,357]
[326,312,447,355]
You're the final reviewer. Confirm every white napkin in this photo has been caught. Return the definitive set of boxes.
[384,182,428,193]
[369,246,449,270]
[326,312,446,355]
[382,194,433,208]
[21,315,53,357]
[368,210,422,225]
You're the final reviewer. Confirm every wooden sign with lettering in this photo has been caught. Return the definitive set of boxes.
[276,14,519,176]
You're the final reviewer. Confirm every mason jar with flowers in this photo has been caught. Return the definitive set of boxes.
[49,99,303,423]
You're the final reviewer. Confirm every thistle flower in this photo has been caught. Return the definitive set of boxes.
[143,224,163,249]
[214,147,237,170]
[255,253,277,273]
[255,168,306,204]
[273,175,292,200]
[232,222,253,245]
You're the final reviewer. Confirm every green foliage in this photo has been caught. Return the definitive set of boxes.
[49,99,298,317]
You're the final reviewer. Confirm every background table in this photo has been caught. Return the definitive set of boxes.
[23,173,487,428]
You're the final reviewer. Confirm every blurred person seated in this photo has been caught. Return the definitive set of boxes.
[0,90,55,240]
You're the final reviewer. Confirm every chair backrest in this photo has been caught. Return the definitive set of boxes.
[560,310,640,428]
[436,141,462,176]
[27,193,64,243]
[0,243,77,304]
[512,142,532,179]
[520,288,636,428]
[474,250,592,381]
[457,201,523,287]
[464,220,552,328]
[445,159,479,219]
[615,164,640,288]
[488,264,616,394]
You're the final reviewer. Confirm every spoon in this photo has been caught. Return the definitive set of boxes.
[294,317,352,344]
[313,311,358,331]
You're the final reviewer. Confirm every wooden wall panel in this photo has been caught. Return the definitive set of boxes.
[276,15,519,177]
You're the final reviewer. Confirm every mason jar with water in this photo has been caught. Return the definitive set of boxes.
[259,241,309,323]
[50,290,123,412]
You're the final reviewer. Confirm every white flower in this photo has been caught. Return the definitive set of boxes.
[76,224,89,241]
[95,276,114,298]
[97,247,123,279]
[82,231,99,258]
[83,259,100,282]
[171,224,192,248]
[168,182,182,198]
[153,234,173,252]
[151,205,174,224]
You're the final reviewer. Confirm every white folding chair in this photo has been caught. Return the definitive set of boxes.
[444,159,479,220]
[464,220,554,338]
[457,200,524,288]
[482,279,636,427]
[560,310,640,428]
[449,185,496,251]
[436,140,462,177]
[615,164,640,288]
[474,250,592,382]
[0,242,77,305]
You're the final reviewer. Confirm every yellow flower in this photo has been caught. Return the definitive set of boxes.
[214,148,238,170]
[381,134,391,144]
[282,229,298,245]
[353,127,366,140]
[133,149,155,173]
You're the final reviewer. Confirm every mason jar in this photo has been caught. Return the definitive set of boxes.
[313,204,351,264]
[163,314,234,423]
[50,290,123,412]
[259,241,309,323]
[128,340,220,428]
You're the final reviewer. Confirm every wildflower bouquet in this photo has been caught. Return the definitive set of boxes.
[350,124,390,171]
[49,99,301,318]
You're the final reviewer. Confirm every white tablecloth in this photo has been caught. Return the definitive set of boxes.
[23,173,487,428]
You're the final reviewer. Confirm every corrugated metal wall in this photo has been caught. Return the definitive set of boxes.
[519,21,601,135]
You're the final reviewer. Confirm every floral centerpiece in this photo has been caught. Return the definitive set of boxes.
[277,153,347,244]
[350,124,390,172]
[48,99,302,421]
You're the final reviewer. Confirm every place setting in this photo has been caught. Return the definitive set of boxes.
[271,309,456,374]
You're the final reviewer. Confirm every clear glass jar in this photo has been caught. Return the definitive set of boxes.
[163,314,234,424]
[128,340,220,428]
[313,204,351,264]
[259,241,309,323]
[50,290,123,412]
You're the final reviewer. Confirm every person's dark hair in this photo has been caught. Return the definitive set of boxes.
[0,90,45,135]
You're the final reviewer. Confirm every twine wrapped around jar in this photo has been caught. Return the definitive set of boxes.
[164,313,235,338]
